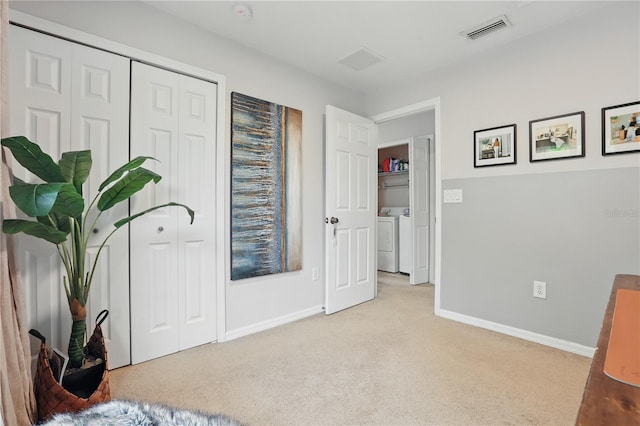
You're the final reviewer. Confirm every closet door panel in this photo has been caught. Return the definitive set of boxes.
[9,26,131,367]
[409,137,430,285]
[71,44,131,368]
[130,62,217,363]
[178,76,217,350]
[130,62,181,363]
[9,27,73,358]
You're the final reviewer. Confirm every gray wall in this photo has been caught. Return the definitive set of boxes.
[443,168,639,346]
[366,1,640,348]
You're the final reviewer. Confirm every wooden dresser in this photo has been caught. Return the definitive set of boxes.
[575,274,640,425]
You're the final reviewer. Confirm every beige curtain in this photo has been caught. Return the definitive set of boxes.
[0,2,37,424]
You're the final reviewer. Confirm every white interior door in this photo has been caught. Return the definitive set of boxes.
[325,105,377,314]
[130,62,217,363]
[410,136,429,285]
[9,25,131,368]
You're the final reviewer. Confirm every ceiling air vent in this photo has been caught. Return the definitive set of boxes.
[339,47,386,71]
[462,15,512,40]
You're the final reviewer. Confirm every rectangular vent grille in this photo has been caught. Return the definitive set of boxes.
[464,15,512,40]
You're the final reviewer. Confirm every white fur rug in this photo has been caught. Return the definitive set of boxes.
[41,400,242,426]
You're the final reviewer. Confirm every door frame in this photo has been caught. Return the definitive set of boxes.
[370,98,442,314]
[9,10,229,341]
[378,134,433,286]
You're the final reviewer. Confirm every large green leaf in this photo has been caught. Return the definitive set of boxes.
[9,183,68,217]
[98,156,156,191]
[114,202,195,228]
[97,167,161,211]
[3,219,68,244]
[1,136,65,183]
[38,213,72,234]
[59,150,92,193]
[50,184,84,219]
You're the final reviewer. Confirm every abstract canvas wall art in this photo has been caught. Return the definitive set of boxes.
[231,92,302,280]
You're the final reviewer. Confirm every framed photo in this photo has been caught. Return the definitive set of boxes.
[529,111,585,162]
[602,101,640,156]
[473,124,517,167]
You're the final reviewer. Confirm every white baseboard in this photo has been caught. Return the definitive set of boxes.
[438,309,595,358]
[224,305,324,342]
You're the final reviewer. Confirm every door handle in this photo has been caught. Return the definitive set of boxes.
[325,217,339,238]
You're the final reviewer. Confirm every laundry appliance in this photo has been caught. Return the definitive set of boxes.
[377,207,407,273]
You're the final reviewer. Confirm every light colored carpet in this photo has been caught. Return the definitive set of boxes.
[110,272,590,425]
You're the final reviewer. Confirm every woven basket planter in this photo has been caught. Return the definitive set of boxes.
[30,310,111,421]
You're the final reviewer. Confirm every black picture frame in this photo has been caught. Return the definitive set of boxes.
[473,124,517,168]
[529,111,585,162]
[602,101,640,156]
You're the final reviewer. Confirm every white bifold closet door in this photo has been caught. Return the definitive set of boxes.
[129,61,217,364]
[409,136,430,285]
[9,26,131,368]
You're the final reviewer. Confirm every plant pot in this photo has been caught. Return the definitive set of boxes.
[63,358,106,398]
[29,310,111,421]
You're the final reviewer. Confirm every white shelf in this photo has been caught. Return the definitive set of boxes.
[378,170,408,177]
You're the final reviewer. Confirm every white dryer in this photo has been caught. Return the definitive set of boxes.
[377,216,398,272]
[377,207,407,273]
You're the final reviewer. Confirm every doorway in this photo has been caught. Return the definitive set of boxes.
[324,99,442,316]
[377,133,435,285]
[370,98,442,314]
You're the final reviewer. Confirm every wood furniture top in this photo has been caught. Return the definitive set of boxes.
[575,274,640,425]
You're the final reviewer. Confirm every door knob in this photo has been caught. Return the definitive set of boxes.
[325,217,339,238]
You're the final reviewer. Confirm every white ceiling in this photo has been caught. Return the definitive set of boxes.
[143,1,609,94]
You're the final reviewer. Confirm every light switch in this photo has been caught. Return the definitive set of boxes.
[444,189,463,203]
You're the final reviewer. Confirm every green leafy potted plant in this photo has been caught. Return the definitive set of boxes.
[1,136,194,368]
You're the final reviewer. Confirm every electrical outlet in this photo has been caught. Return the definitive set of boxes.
[533,281,546,299]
